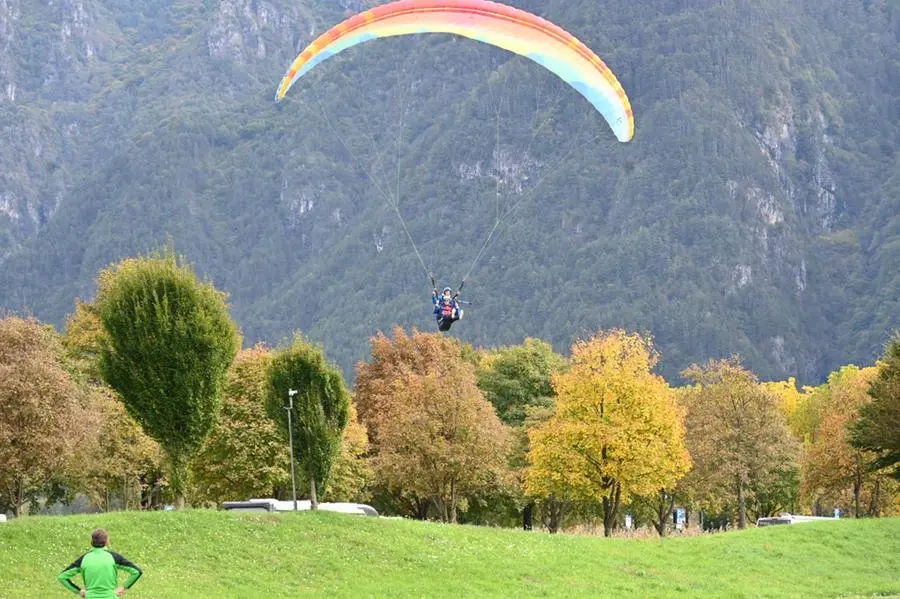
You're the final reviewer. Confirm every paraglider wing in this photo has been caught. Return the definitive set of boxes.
[274,0,634,142]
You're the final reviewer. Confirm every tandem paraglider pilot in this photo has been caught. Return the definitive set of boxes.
[433,286,463,332]
[58,528,142,598]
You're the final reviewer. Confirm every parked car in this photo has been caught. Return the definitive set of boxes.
[756,513,838,527]
[222,498,378,517]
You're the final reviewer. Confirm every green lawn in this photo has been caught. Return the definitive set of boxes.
[0,510,897,598]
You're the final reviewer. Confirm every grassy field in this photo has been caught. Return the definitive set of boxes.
[0,510,897,598]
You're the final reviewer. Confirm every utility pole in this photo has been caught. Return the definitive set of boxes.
[286,388,299,511]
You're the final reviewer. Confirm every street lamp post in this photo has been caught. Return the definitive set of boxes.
[286,388,299,512]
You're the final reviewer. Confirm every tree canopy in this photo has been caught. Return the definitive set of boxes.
[354,328,511,522]
[267,334,350,509]
[0,317,90,516]
[851,337,900,480]
[96,250,240,507]
[526,330,690,536]
[190,346,289,506]
[681,358,799,528]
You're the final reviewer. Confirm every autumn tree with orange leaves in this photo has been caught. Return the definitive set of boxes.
[354,328,511,522]
[799,365,897,517]
[0,317,91,516]
[525,330,690,537]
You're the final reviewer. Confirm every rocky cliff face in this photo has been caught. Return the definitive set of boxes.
[208,0,311,64]
[0,0,19,103]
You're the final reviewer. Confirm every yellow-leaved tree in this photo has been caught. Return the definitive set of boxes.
[525,330,690,536]
[761,378,805,421]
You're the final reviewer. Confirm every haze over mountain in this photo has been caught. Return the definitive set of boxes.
[1,0,897,383]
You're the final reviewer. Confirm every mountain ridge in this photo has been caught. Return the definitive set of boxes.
[1,0,897,384]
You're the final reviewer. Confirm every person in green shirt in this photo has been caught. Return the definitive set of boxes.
[58,528,142,598]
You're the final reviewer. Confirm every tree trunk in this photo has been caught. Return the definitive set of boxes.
[13,477,25,517]
[602,483,622,537]
[653,489,675,537]
[310,475,318,510]
[654,493,666,537]
[170,455,187,509]
[523,501,534,531]
[545,498,564,533]
[736,476,747,529]
[415,498,429,520]
[853,463,861,518]
[870,477,881,517]
[449,480,457,524]
[430,497,447,522]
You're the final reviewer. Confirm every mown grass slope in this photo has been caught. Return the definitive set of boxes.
[0,510,897,598]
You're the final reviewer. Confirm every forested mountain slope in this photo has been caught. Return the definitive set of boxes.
[1,0,897,383]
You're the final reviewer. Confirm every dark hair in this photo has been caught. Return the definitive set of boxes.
[91,529,108,548]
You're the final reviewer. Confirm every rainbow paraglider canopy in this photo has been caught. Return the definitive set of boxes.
[274,0,634,142]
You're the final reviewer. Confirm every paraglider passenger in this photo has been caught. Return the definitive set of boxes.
[433,286,463,332]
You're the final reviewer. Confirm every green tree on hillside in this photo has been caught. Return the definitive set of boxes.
[315,403,373,504]
[96,251,240,508]
[851,336,900,481]
[476,338,566,426]
[476,338,566,530]
[267,334,350,510]
[61,301,165,511]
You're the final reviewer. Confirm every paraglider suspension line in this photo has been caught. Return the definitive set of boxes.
[312,85,432,280]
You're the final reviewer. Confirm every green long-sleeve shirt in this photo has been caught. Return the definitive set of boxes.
[58,547,142,598]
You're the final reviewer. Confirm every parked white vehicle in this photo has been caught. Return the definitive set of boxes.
[756,513,838,527]
[222,498,378,517]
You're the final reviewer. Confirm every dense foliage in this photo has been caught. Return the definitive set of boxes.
[2,300,897,531]
[680,358,799,528]
[851,337,900,480]
[190,346,290,506]
[96,251,240,507]
[354,328,511,521]
[267,333,350,508]
[0,317,89,516]
[526,330,690,535]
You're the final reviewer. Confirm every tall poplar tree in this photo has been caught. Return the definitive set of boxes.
[97,251,239,508]
[267,334,350,510]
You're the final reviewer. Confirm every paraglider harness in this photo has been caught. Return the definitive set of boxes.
[432,276,465,332]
